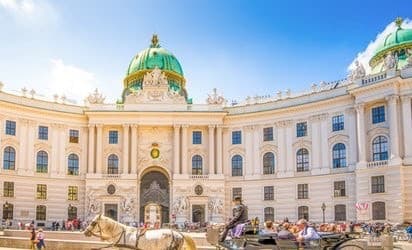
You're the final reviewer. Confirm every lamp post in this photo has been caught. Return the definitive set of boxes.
[321,203,326,223]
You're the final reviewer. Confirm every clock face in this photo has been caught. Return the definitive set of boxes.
[151,148,160,159]
[107,184,116,195]
[194,185,203,195]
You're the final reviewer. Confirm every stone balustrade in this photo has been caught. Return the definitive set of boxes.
[190,175,209,180]
[366,160,388,168]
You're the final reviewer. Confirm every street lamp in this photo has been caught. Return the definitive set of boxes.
[321,203,326,223]
[4,201,9,209]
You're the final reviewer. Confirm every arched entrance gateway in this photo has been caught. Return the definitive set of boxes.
[139,170,170,225]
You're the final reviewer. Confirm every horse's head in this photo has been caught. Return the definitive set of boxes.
[84,214,101,237]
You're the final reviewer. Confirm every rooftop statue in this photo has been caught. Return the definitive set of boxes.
[85,88,105,105]
[206,88,225,105]
[384,52,396,70]
[404,49,412,69]
[349,60,366,81]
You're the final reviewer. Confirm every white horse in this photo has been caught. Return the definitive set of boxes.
[84,214,196,250]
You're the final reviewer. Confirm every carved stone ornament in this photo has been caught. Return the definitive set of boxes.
[349,60,366,81]
[206,88,225,105]
[384,53,396,70]
[403,53,412,69]
[172,196,189,215]
[85,88,105,104]
[86,190,101,218]
[208,197,224,214]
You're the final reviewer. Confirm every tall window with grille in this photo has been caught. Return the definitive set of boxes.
[38,126,48,140]
[372,201,386,220]
[68,154,79,175]
[2,203,13,220]
[297,184,309,199]
[232,187,242,200]
[296,148,309,172]
[296,122,307,137]
[231,155,243,176]
[68,206,77,220]
[371,176,385,193]
[263,127,273,141]
[5,120,16,136]
[68,186,78,201]
[36,184,47,200]
[191,155,203,175]
[69,129,79,143]
[3,146,16,170]
[334,204,346,221]
[264,207,274,222]
[332,115,344,131]
[36,151,48,173]
[332,143,346,168]
[36,205,46,221]
[192,131,202,144]
[107,154,119,174]
[264,186,274,200]
[334,181,346,197]
[232,131,242,144]
[372,106,385,124]
[372,136,388,161]
[3,182,14,197]
[109,130,118,144]
[298,206,309,220]
[263,152,275,175]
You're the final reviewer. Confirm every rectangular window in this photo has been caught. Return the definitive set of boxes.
[332,115,344,131]
[68,186,78,201]
[3,182,14,197]
[263,127,273,141]
[192,131,202,144]
[264,186,274,200]
[38,126,48,140]
[372,106,385,124]
[371,176,385,193]
[36,184,47,200]
[109,130,118,144]
[297,184,309,199]
[335,205,347,221]
[334,181,346,197]
[36,205,46,221]
[5,120,16,136]
[69,129,79,143]
[232,187,242,200]
[232,131,242,144]
[296,122,307,137]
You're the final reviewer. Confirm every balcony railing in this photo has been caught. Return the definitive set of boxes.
[102,173,121,179]
[190,175,209,180]
[367,160,388,168]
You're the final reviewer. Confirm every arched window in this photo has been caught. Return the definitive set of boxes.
[231,155,243,176]
[36,151,48,173]
[68,154,79,175]
[192,155,203,175]
[264,207,274,222]
[372,136,388,161]
[3,146,16,170]
[372,201,386,220]
[296,148,309,172]
[36,205,46,221]
[263,152,275,175]
[298,206,309,220]
[334,204,346,221]
[107,154,119,174]
[2,203,13,220]
[68,206,77,220]
[332,143,347,168]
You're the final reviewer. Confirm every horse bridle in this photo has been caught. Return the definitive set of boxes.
[84,220,103,239]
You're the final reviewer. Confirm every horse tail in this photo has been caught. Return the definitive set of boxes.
[181,233,196,250]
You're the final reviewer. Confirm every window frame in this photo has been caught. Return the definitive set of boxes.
[38,126,48,140]
[36,205,47,221]
[36,184,47,200]
[332,115,344,132]
[372,201,386,220]
[263,152,275,175]
[107,154,119,174]
[5,120,16,136]
[3,146,16,170]
[68,154,79,176]
[231,155,243,176]
[3,181,14,197]
[333,181,346,197]
[332,143,347,168]
[296,122,307,137]
[232,187,242,200]
[2,203,13,220]
[372,136,388,161]
[69,129,79,143]
[108,130,119,144]
[264,207,274,222]
[371,175,385,193]
[264,186,274,201]
[298,206,309,220]
[192,131,202,145]
[191,155,203,175]
[296,148,309,172]
[334,204,347,221]
[263,127,273,141]
[36,151,48,173]
[68,186,78,201]
[232,131,242,145]
[297,184,309,199]
[372,106,385,124]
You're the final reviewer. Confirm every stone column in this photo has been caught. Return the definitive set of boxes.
[244,126,254,176]
[87,124,95,174]
[18,119,29,175]
[346,108,358,168]
[320,114,329,170]
[310,115,321,171]
[173,125,181,175]
[130,124,138,174]
[58,125,67,175]
[122,124,130,174]
[95,124,103,174]
[253,126,261,175]
[401,96,412,161]
[285,121,294,174]
[276,123,286,174]
[355,103,366,165]
[208,125,215,175]
[26,120,36,175]
[50,123,60,176]
[181,125,188,175]
[386,95,401,162]
[216,125,223,175]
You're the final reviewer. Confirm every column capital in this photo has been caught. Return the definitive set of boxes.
[181,124,189,129]
[122,123,130,128]
[354,103,365,112]
[400,95,411,103]
[208,124,216,129]
[131,124,139,129]
[345,107,356,115]
[173,124,181,129]
[87,124,96,129]
[216,124,223,130]
[385,95,399,103]
[95,124,103,129]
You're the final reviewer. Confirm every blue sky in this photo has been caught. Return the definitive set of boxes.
[0,0,411,104]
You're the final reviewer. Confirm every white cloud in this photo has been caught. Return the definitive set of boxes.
[348,18,412,73]
[0,0,57,24]
[47,59,97,104]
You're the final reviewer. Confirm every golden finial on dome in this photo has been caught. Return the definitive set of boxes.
[395,17,403,28]
[151,34,159,48]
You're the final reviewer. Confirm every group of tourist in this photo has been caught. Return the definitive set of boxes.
[29,227,45,250]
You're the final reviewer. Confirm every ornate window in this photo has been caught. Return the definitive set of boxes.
[334,204,346,221]
[332,143,346,168]
[371,176,385,193]
[36,184,47,200]
[191,155,203,175]
[232,187,242,200]
[334,181,346,197]
[296,122,307,137]
[231,155,243,176]
[296,148,309,172]
[372,136,388,161]
[68,154,79,175]
[3,182,14,197]
[68,206,77,220]
[2,203,13,220]
[264,207,274,222]
[372,106,385,124]
[264,186,274,200]
[69,129,79,143]
[372,201,385,220]
[232,131,242,144]
[68,186,78,201]
[263,127,273,141]
[5,120,16,136]
[36,205,46,221]
[109,130,118,144]
[36,151,48,173]
[332,115,344,131]
[3,146,16,170]
[107,154,119,174]
[297,184,309,199]
[263,152,275,175]
[298,206,309,220]
[192,131,202,144]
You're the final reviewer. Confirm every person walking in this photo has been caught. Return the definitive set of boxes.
[29,228,37,250]
[36,228,46,250]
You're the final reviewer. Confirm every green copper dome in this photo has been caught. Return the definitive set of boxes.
[375,26,412,55]
[126,35,183,77]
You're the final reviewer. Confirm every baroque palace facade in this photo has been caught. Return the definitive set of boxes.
[1,18,412,227]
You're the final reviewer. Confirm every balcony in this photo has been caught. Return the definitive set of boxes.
[367,160,388,168]
[102,173,121,179]
[190,175,209,180]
